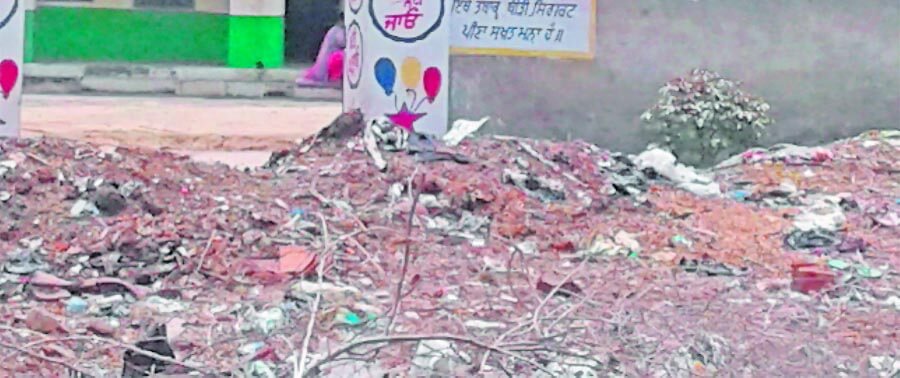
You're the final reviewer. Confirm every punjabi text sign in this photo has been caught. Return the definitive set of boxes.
[449,0,595,59]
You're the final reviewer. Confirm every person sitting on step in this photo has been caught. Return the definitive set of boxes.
[296,11,345,88]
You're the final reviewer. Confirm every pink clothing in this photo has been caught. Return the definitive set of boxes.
[327,50,344,82]
[298,24,346,87]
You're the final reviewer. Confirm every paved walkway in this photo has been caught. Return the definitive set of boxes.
[25,62,341,101]
[21,94,342,168]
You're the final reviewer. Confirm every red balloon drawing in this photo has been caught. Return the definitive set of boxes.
[423,67,441,103]
[0,60,18,99]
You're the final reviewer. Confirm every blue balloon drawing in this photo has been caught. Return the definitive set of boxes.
[374,57,396,96]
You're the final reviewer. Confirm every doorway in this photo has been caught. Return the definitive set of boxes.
[284,0,341,63]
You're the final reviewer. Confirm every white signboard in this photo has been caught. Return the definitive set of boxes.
[0,0,24,138]
[449,0,595,59]
[344,0,450,136]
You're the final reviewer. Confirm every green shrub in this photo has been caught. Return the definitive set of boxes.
[641,69,773,167]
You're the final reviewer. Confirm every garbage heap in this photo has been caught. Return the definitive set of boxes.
[0,122,897,377]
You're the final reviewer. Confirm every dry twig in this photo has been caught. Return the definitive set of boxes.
[296,212,331,378]
[385,171,422,336]
[531,258,589,336]
[309,174,369,232]
[26,153,51,166]
[0,325,214,375]
[302,333,553,378]
[193,231,217,276]
[0,341,92,376]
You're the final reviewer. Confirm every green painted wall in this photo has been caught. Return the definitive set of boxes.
[227,16,285,69]
[24,11,34,63]
[32,7,229,64]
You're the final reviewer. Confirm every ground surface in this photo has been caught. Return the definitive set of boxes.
[0,116,897,377]
[22,94,341,168]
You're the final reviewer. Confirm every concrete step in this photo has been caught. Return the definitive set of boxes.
[24,62,341,101]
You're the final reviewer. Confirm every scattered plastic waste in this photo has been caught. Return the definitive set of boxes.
[122,325,174,378]
[615,231,642,254]
[65,297,89,315]
[670,234,694,249]
[464,319,506,330]
[411,340,471,376]
[729,189,751,201]
[363,118,390,171]
[252,307,285,335]
[827,259,850,270]
[873,212,900,228]
[543,354,603,377]
[680,257,748,276]
[579,230,642,258]
[666,334,729,376]
[634,148,721,196]
[726,144,834,166]
[784,229,840,250]
[856,266,884,279]
[238,342,266,356]
[0,127,895,374]
[835,236,867,253]
[502,168,566,202]
[142,296,186,314]
[443,117,489,146]
[868,356,900,377]
[4,251,48,276]
[793,195,846,232]
[334,307,364,326]
[244,361,276,378]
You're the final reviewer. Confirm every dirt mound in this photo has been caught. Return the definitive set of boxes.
[0,130,896,376]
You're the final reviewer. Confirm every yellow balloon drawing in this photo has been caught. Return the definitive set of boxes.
[400,57,422,89]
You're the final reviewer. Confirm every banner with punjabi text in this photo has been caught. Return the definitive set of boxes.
[449,0,596,59]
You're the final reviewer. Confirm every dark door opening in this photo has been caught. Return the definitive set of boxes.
[284,0,341,63]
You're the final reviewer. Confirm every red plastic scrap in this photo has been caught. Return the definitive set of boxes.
[790,262,835,294]
[550,240,576,253]
[277,245,317,276]
[48,241,71,254]
[237,246,317,284]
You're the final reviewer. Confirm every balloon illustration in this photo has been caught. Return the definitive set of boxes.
[0,60,18,100]
[374,57,396,95]
[400,57,422,90]
[422,67,442,103]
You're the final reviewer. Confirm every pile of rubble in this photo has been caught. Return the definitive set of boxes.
[0,122,897,377]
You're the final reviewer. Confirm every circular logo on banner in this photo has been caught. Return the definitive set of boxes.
[348,0,362,15]
[0,0,19,31]
[346,21,363,89]
[369,0,444,43]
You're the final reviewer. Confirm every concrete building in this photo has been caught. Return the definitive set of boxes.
[450,0,900,151]
[22,0,899,152]
[24,0,292,68]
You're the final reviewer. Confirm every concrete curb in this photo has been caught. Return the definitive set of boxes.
[24,63,341,101]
